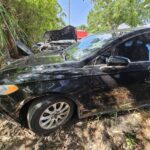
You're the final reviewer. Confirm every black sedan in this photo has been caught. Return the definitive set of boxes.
[0,27,150,135]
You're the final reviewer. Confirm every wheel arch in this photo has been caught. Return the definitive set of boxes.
[18,92,78,127]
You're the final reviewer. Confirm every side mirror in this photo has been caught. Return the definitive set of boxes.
[107,56,130,66]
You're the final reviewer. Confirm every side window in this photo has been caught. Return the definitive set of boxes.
[115,33,150,62]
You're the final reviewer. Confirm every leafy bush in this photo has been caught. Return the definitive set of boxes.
[0,0,65,58]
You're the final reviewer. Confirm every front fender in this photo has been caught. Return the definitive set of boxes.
[0,78,82,121]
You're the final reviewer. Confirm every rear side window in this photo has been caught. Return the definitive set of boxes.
[115,33,150,62]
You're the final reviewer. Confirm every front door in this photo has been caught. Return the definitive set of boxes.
[105,32,150,109]
[81,32,150,117]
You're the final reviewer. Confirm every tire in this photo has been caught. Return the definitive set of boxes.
[27,96,75,135]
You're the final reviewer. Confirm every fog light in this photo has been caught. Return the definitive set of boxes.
[0,85,19,95]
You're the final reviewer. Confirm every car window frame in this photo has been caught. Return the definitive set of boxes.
[112,31,150,63]
[84,30,150,66]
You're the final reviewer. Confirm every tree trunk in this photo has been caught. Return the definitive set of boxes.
[1,2,19,59]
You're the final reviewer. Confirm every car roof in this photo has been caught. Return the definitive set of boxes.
[88,27,150,43]
[110,27,150,37]
[91,27,150,52]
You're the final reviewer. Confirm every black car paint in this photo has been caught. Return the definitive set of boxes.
[0,28,150,124]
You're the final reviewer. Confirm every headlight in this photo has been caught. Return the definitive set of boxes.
[0,85,19,95]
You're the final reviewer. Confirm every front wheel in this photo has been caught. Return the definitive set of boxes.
[27,96,75,135]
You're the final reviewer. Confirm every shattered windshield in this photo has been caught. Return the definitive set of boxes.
[65,34,114,61]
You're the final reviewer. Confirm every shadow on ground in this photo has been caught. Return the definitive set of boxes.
[1,108,150,150]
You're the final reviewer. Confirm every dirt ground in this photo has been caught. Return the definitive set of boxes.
[1,109,150,150]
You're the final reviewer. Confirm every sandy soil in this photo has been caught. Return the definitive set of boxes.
[1,109,150,150]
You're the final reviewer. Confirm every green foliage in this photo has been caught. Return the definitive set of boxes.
[77,24,88,30]
[8,0,65,43]
[88,0,150,33]
[0,3,24,58]
[125,132,137,150]
[0,0,65,58]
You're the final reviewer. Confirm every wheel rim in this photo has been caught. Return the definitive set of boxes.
[39,102,70,130]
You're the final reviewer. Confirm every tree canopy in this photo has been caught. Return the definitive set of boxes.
[0,0,65,58]
[88,0,150,33]
[76,24,88,30]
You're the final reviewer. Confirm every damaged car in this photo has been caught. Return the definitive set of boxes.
[15,25,77,57]
[0,27,150,135]
[33,25,77,52]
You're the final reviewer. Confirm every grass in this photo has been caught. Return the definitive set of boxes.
[1,109,150,150]
[125,132,137,150]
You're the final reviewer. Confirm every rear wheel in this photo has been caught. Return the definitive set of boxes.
[27,96,75,135]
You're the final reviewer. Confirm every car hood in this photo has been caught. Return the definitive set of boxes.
[0,52,82,84]
[6,51,65,68]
